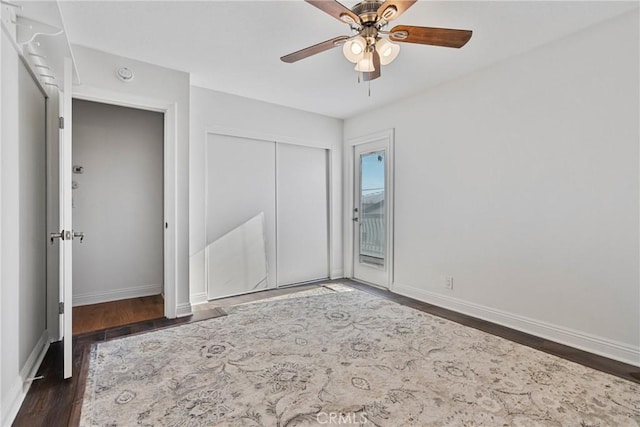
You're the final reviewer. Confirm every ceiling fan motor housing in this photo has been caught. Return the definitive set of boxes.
[352,0,386,25]
[361,26,379,47]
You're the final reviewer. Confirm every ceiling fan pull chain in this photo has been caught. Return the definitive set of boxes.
[368,80,371,97]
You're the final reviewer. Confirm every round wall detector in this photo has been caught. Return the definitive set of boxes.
[116,67,134,82]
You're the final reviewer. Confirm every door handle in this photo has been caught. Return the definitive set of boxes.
[352,217,359,222]
[50,230,84,243]
[50,231,64,244]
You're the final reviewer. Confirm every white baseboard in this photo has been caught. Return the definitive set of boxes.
[2,330,50,427]
[20,330,50,381]
[73,284,162,306]
[2,377,22,427]
[393,283,640,367]
[176,302,193,318]
[190,292,208,306]
[330,269,344,279]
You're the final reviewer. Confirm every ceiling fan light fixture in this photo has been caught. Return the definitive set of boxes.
[354,51,375,73]
[342,35,366,63]
[375,38,400,65]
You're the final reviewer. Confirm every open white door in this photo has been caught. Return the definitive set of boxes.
[60,57,74,379]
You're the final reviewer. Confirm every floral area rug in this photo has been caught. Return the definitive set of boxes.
[80,285,640,426]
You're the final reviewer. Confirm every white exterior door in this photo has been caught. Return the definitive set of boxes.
[353,137,393,288]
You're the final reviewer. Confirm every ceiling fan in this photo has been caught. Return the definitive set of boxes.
[281,0,472,82]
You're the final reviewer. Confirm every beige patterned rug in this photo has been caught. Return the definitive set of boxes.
[80,285,640,426]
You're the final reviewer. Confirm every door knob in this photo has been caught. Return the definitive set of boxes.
[49,230,71,243]
[73,231,85,243]
[49,231,64,244]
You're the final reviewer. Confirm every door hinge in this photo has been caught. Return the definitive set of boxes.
[58,302,64,315]
[59,117,64,129]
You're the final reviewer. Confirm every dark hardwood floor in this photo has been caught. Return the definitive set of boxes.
[345,281,640,384]
[12,280,639,426]
[73,295,165,334]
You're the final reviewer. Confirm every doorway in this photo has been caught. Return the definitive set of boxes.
[71,99,165,333]
[351,133,394,288]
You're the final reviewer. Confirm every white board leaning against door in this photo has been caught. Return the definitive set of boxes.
[207,212,268,298]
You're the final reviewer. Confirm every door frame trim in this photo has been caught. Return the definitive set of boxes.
[71,86,178,319]
[344,128,395,290]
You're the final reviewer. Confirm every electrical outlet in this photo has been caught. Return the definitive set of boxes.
[445,276,454,290]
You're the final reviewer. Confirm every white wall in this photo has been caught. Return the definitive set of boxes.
[190,87,343,303]
[1,27,20,427]
[72,100,164,306]
[0,17,4,425]
[71,45,191,315]
[345,10,640,365]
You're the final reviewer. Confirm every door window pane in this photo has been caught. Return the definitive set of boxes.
[359,151,385,267]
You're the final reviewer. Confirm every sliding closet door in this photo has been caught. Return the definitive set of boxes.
[206,134,276,299]
[276,144,328,286]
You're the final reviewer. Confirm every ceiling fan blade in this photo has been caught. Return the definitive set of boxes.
[305,0,361,25]
[281,36,349,63]
[389,25,472,48]
[376,0,417,21]
[363,50,381,82]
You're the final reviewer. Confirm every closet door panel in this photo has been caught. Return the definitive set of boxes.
[276,144,328,286]
[206,134,276,298]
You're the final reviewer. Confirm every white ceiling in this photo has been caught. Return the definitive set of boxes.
[57,1,638,119]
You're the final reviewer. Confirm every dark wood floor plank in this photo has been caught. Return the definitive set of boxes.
[13,280,639,427]
[73,295,165,335]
